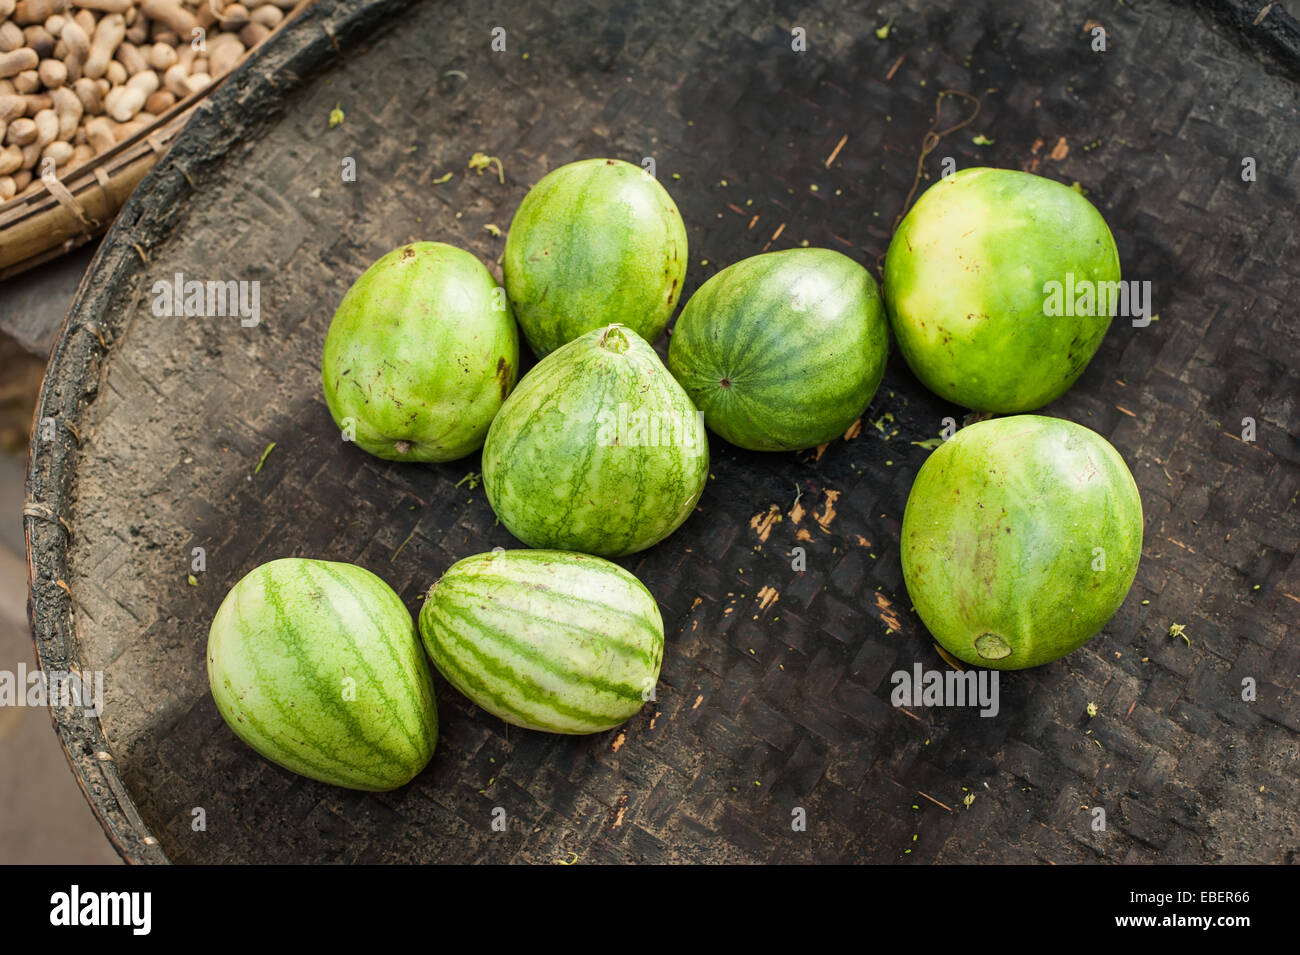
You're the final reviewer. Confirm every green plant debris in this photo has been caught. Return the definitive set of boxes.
[328,104,344,128]
[875,18,894,39]
[972,133,995,145]
[432,172,454,185]
[391,529,416,563]
[254,442,276,474]
[963,793,976,809]
[483,223,503,237]
[1086,701,1098,718]
[872,412,895,433]
[455,472,482,490]
[187,574,198,587]
[468,152,505,183]
[1070,181,1086,195]
[1168,622,1189,646]
[910,438,944,449]
[557,852,578,865]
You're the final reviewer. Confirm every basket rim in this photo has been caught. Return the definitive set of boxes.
[23,0,417,865]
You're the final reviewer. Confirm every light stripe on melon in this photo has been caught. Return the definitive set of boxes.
[207,558,438,791]
[418,550,664,734]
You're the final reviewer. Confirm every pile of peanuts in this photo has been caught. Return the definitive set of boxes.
[0,0,296,202]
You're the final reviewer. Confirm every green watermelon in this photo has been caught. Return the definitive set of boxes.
[502,158,688,357]
[207,558,438,790]
[322,242,519,462]
[482,324,708,557]
[666,248,890,451]
[900,416,1143,669]
[884,168,1121,412]
[419,549,664,734]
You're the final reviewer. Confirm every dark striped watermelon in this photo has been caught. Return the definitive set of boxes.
[418,549,664,734]
[322,241,519,462]
[502,158,688,357]
[481,324,709,557]
[207,558,438,790]
[667,248,890,451]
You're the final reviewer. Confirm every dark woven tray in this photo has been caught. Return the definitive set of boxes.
[26,0,1300,864]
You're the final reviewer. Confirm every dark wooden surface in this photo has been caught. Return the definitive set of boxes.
[27,0,1300,864]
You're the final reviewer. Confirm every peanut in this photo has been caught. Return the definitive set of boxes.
[207,31,241,77]
[0,94,23,122]
[49,83,79,137]
[106,65,154,120]
[218,3,248,30]
[249,4,281,28]
[44,13,67,33]
[190,54,206,75]
[0,48,39,79]
[70,140,91,162]
[23,90,50,113]
[72,8,94,33]
[70,0,132,10]
[143,87,171,113]
[217,2,249,29]
[161,62,186,98]
[145,40,175,70]
[32,105,56,144]
[140,0,197,39]
[124,14,149,45]
[20,139,40,169]
[0,175,15,200]
[104,59,125,84]
[0,0,13,18]
[0,23,24,54]
[40,137,71,163]
[14,0,67,27]
[5,115,36,144]
[13,69,40,93]
[0,143,21,173]
[84,12,124,79]
[151,29,178,45]
[111,114,143,140]
[115,38,147,74]
[13,168,31,189]
[24,25,56,57]
[71,75,100,112]
[183,70,208,94]
[60,18,89,80]
[238,21,268,47]
[37,57,66,87]
[83,113,111,151]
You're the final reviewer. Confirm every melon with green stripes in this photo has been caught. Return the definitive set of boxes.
[481,323,709,558]
[667,248,890,451]
[418,549,664,734]
[207,558,438,791]
[502,158,688,357]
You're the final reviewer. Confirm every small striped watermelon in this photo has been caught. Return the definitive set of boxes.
[667,248,890,451]
[207,558,438,791]
[418,549,664,734]
[481,324,709,557]
[503,158,688,357]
